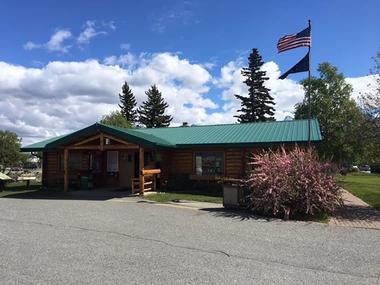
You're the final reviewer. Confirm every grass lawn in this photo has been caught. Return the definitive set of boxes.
[339,172,380,210]
[0,181,41,198]
[145,192,223,204]
[0,181,65,199]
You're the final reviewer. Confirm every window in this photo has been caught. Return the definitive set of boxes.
[58,152,81,170]
[69,153,81,170]
[89,152,101,172]
[195,152,224,176]
[144,152,154,165]
[107,151,119,172]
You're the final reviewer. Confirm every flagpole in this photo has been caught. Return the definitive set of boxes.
[307,19,312,147]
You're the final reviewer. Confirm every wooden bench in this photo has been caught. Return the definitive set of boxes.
[17,176,36,188]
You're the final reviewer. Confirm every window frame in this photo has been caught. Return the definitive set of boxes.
[193,151,225,177]
[58,152,82,171]
[69,152,81,170]
[107,150,119,172]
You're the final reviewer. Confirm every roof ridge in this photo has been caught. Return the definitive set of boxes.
[132,119,315,130]
[21,119,321,151]
[99,123,173,146]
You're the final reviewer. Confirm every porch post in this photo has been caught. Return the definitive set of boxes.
[139,146,144,195]
[64,148,69,192]
[100,133,104,151]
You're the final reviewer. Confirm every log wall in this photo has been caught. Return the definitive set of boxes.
[225,148,245,178]
[43,151,63,187]
[161,147,260,179]
[42,147,263,188]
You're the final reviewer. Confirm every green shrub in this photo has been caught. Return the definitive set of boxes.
[165,174,223,197]
[166,174,192,191]
[192,180,222,196]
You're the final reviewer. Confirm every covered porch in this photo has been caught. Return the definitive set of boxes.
[54,131,160,195]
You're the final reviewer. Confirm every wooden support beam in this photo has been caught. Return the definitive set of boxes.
[139,147,144,196]
[103,134,136,146]
[63,148,69,192]
[63,146,100,150]
[73,134,101,146]
[100,133,104,151]
[61,145,139,150]
[141,169,161,175]
[104,145,139,150]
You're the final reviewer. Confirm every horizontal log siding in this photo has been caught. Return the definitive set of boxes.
[167,148,252,179]
[43,150,89,187]
[81,153,89,170]
[42,147,267,188]
[44,151,62,187]
[158,151,171,181]
[225,148,244,178]
[170,150,193,175]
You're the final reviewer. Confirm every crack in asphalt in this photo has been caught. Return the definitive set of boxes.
[1,217,379,281]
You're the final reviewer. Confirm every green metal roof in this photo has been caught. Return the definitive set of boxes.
[20,123,173,152]
[21,119,322,151]
[135,119,322,147]
[20,134,68,152]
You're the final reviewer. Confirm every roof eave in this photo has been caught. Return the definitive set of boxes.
[175,139,322,149]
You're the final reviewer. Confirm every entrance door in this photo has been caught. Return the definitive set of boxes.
[119,151,135,188]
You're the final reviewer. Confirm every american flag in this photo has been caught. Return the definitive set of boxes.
[277,26,311,53]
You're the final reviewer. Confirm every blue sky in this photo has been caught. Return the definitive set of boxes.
[2,0,379,75]
[0,0,379,144]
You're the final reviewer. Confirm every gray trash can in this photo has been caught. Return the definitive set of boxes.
[223,180,240,209]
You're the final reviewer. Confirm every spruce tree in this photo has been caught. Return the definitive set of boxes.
[234,48,275,123]
[138,85,173,128]
[118,81,138,124]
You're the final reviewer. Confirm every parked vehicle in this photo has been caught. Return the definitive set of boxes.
[360,165,371,172]
[351,165,359,171]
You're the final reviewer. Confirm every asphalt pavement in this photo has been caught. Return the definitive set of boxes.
[0,197,379,284]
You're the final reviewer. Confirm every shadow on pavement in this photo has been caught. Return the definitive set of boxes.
[333,204,380,222]
[0,188,133,201]
[199,207,276,222]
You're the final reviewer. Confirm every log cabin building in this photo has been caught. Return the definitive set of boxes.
[21,119,322,194]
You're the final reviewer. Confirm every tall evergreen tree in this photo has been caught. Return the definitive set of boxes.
[118,81,138,124]
[138,85,173,128]
[234,48,275,123]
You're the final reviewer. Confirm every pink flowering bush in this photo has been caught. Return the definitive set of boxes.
[246,146,342,219]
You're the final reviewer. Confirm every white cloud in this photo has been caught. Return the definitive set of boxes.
[0,53,216,144]
[262,61,305,119]
[102,20,116,31]
[214,59,374,120]
[103,52,136,67]
[346,75,377,100]
[46,30,72,52]
[23,41,41,50]
[77,20,107,45]
[24,20,116,52]
[151,2,198,33]
[120,43,131,50]
[0,53,374,145]
[23,29,72,53]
